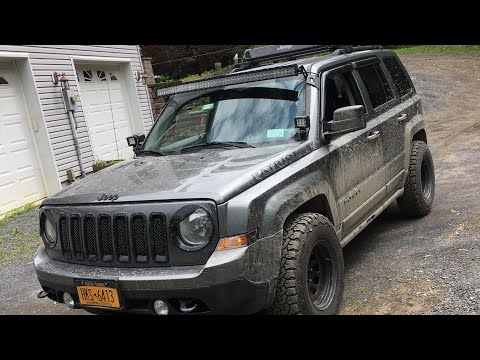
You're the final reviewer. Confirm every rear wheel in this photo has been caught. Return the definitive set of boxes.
[267,213,344,315]
[397,140,435,217]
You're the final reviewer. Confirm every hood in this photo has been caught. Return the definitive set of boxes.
[45,142,312,206]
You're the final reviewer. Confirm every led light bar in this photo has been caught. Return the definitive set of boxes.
[156,65,299,97]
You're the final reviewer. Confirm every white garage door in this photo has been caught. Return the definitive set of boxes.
[77,66,134,161]
[0,62,46,215]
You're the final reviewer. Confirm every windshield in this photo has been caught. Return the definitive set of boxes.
[142,76,306,154]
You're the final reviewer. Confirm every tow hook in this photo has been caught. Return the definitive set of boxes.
[179,300,197,313]
[37,289,54,299]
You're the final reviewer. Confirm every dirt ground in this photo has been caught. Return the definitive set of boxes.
[1,54,479,315]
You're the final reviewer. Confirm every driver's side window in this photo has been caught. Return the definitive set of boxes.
[324,71,363,122]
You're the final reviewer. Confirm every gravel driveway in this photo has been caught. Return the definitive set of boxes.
[340,54,480,314]
[1,54,479,315]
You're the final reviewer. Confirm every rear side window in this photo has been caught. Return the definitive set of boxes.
[357,63,394,109]
[383,56,412,97]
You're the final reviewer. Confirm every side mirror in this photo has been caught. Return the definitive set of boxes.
[126,134,146,156]
[324,105,366,138]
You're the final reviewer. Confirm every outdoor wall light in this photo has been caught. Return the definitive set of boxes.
[136,70,147,84]
[52,71,70,90]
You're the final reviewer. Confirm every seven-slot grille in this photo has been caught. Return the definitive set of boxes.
[58,212,168,265]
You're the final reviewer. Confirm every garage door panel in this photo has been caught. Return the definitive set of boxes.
[114,127,132,142]
[0,65,46,215]
[0,172,14,187]
[11,149,38,170]
[0,193,18,213]
[4,121,31,145]
[77,65,135,162]
[0,93,28,112]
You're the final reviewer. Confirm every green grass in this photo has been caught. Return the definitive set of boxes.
[0,203,41,268]
[0,203,36,228]
[395,45,480,56]
[94,159,123,167]
[0,234,41,268]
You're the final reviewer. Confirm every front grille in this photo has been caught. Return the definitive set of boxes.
[98,215,113,262]
[59,215,71,258]
[54,212,169,266]
[71,215,83,260]
[151,213,168,262]
[114,215,129,262]
[84,215,97,261]
[132,214,147,262]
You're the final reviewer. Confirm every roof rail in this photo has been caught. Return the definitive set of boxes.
[233,45,383,71]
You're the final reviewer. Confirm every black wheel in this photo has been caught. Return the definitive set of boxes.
[267,213,344,315]
[397,140,435,217]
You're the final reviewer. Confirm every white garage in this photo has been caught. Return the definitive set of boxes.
[0,61,46,214]
[0,46,154,216]
[76,65,135,161]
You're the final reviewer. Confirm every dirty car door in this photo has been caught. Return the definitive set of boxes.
[322,65,386,237]
[380,55,418,197]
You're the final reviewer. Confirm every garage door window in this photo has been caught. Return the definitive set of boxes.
[83,70,93,82]
[97,71,106,81]
[0,77,8,85]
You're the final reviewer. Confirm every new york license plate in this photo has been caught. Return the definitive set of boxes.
[75,279,121,309]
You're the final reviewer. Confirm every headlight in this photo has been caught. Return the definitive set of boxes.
[178,208,213,251]
[41,210,57,247]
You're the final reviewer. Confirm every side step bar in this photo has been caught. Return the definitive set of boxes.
[340,188,404,248]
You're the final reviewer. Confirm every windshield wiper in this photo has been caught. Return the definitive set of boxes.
[138,150,172,157]
[179,141,255,152]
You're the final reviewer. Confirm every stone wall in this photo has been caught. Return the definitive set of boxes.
[142,57,181,120]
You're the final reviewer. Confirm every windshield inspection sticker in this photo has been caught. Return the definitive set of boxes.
[267,129,286,138]
[267,128,296,139]
[202,103,214,110]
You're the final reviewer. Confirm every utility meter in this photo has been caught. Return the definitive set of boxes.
[61,89,78,111]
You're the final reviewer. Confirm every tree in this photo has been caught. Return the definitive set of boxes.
[140,45,250,79]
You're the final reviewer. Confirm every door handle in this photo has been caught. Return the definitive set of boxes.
[366,130,380,141]
[397,113,408,122]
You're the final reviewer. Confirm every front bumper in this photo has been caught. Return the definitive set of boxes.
[34,231,282,314]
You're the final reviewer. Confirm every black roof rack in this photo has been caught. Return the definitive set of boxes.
[233,45,383,71]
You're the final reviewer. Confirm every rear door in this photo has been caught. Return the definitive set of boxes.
[354,58,398,198]
[380,55,417,197]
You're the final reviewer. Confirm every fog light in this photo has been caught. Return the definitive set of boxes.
[154,300,169,315]
[63,292,75,309]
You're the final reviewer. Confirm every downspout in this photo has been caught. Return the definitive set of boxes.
[57,72,86,178]
[66,109,86,178]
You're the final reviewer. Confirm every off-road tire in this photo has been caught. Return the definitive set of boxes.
[397,140,435,217]
[267,213,344,315]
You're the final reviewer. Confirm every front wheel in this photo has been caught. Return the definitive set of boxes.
[397,140,435,217]
[267,213,344,315]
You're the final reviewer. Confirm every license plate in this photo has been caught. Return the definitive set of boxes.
[75,279,121,309]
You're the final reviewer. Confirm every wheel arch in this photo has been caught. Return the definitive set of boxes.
[412,128,427,144]
[404,115,427,175]
[285,194,334,228]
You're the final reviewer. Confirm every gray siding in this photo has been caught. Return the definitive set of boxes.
[0,45,153,183]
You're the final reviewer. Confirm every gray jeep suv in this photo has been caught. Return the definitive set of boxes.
[34,45,435,315]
